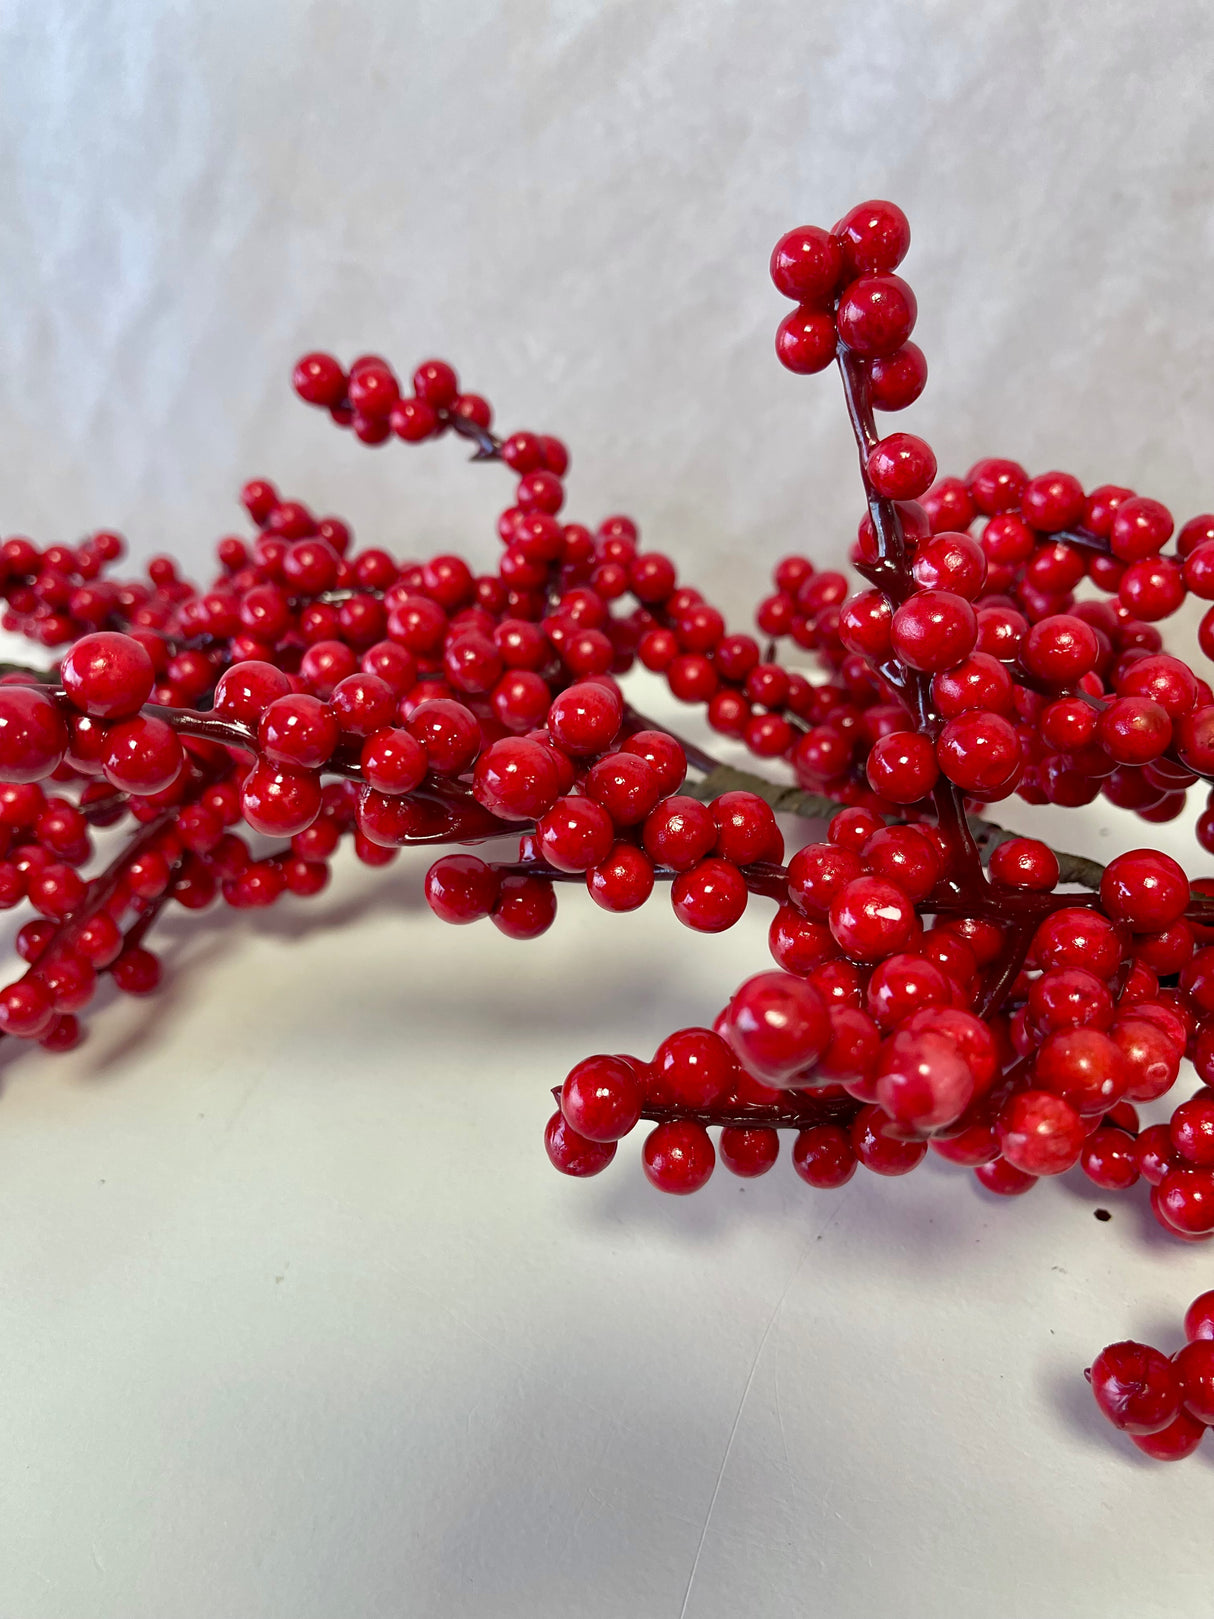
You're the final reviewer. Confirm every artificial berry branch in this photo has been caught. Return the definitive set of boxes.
[5,202,1214,1460]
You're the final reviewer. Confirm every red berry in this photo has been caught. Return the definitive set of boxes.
[836,275,917,358]
[473,738,561,821]
[774,306,838,374]
[292,352,345,407]
[103,716,183,796]
[240,762,322,838]
[537,796,614,873]
[866,433,937,500]
[1130,1410,1206,1460]
[1172,1339,1214,1424]
[424,855,500,924]
[491,873,557,940]
[769,225,843,302]
[546,682,622,756]
[1184,1291,1214,1342]
[724,971,829,1085]
[792,1124,857,1188]
[829,876,916,962]
[875,1029,974,1132]
[0,687,68,782]
[60,632,154,718]
[1100,849,1188,931]
[720,1127,779,1177]
[642,1120,715,1194]
[998,1089,1086,1175]
[868,343,927,411]
[653,1027,735,1108]
[866,730,939,803]
[641,796,716,872]
[1156,1167,1214,1235]
[360,728,426,795]
[974,1157,1038,1196]
[545,1111,617,1177]
[671,858,749,932]
[561,1054,642,1142]
[890,590,976,672]
[0,978,54,1036]
[259,693,339,770]
[989,838,1058,891]
[1088,1340,1180,1433]
[834,200,910,275]
[1080,1128,1140,1190]
[936,711,1021,796]
[850,1105,928,1175]
[1110,495,1173,562]
[586,843,655,913]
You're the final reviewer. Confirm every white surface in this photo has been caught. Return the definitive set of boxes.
[1,2,1214,1615]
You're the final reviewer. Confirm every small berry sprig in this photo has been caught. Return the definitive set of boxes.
[3,202,1214,1458]
[1088,1290,1214,1460]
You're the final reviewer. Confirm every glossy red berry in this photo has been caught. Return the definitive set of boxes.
[836,275,917,358]
[998,1089,1086,1176]
[60,632,154,718]
[473,738,561,821]
[828,876,915,962]
[770,226,843,302]
[671,858,749,932]
[103,717,183,796]
[775,306,838,374]
[792,1124,857,1188]
[561,1054,642,1142]
[1100,849,1188,931]
[936,711,1021,796]
[724,971,829,1085]
[1089,1341,1180,1433]
[545,1111,617,1177]
[989,838,1058,891]
[653,1027,735,1108]
[834,200,910,275]
[719,1127,779,1178]
[642,1121,716,1194]
[537,796,614,873]
[424,854,500,924]
[1130,1410,1206,1460]
[866,433,937,501]
[850,1105,928,1175]
[0,687,68,783]
[292,352,346,407]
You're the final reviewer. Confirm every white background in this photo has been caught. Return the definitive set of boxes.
[1,2,1213,1615]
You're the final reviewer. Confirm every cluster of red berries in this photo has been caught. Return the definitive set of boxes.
[2,197,1213,1458]
[1088,1291,1214,1460]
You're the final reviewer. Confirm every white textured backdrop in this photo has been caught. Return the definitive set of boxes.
[2,4,1214,1617]
[3,0,1214,594]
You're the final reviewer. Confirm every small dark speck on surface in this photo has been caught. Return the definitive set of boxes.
[1094,1209,1112,1222]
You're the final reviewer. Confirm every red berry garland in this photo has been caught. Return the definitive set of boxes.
[2,198,1214,1460]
